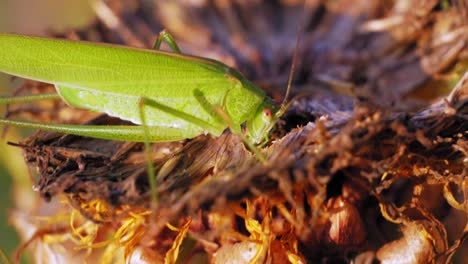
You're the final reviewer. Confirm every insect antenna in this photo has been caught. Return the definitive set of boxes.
[276,0,308,119]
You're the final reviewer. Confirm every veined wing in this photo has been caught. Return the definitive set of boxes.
[0,34,237,98]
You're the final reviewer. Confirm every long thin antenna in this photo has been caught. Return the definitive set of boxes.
[280,0,307,109]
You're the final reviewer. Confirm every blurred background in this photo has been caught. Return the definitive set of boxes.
[0,1,95,262]
[0,1,466,263]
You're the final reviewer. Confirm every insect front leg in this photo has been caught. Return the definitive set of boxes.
[153,30,182,53]
[193,90,266,162]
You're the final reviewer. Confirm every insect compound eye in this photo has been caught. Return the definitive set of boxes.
[262,109,273,120]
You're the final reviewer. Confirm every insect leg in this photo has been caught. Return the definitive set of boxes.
[153,30,182,53]
[0,93,61,105]
[214,105,266,162]
[0,93,62,138]
[136,97,225,205]
[0,118,191,142]
[138,98,158,204]
[0,245,13,264]
[139,97,224,136]
[193,90,266,162]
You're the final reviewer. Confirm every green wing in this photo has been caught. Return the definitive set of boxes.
[0,34,233,97]
[0,34,266,135]
[0,34,232,131]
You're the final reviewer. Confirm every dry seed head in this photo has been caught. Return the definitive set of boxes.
[326,197,366,247]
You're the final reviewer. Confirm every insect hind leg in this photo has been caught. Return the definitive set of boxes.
[0,93,61,105]
[0,93,62,139]
[153,30,182,53]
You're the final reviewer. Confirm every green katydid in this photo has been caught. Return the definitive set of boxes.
[0,30,298,202]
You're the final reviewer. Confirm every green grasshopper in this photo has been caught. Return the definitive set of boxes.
[0,30,296,202]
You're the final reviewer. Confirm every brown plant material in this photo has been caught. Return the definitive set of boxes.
[6,0,468,263]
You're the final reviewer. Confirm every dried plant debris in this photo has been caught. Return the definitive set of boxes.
[6,0,468,263]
